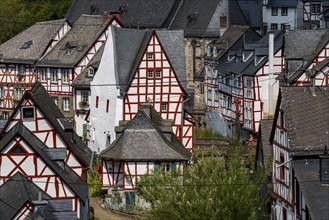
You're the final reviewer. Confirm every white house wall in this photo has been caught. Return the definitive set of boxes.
[89,27,122,153]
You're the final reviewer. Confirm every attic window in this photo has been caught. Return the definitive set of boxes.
[161,102,168,112]
[22,107,35,120]
[20,40,33,49]
[147,53,154,60]
[88,67,94,76]
[254,56,266,66]
[243,51,253,62]
[10,145,25,154]
[63,41,78,55]
[187,13,198,26]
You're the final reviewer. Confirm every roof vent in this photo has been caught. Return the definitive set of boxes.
[20,40,33,49]
[187,12,198,26]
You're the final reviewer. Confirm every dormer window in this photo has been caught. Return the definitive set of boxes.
[227,51,235,62]
[88,67,94,77]
[22,106,35,120]
[243,51,253,62]
[187,13,198,26]
[254,56,266,66]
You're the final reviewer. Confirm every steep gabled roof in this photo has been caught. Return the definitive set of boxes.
[37,15,112,68]
[168,0,222,37]
[0,122,89,202]
[292,158,329,220]
[0,19,67,64]
[0,82,92,167]
[0,172,52,220]
[100,103,191,161]
[111,27,186,92]
[271,87,329,156]
[65,0,177,27]
[236,0,262,28]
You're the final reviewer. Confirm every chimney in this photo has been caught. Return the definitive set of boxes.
[268,32,274,74]
[320,146,329,184]
[140,102,152,118]
[267,32,275,116]
[102,11,109,24]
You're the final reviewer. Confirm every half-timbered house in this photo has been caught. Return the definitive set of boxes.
[0,19,70,120]
[99,103,191,211]
[303,0,323,28]
[205,30,284,136]
[90,27,194,153]
[285,29,329,86]
[270,86,329,220]
[36,14,121,137]
[0,82,93,219]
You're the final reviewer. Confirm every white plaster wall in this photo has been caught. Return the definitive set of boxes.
[263,7,299,30]
[89,27,123,153]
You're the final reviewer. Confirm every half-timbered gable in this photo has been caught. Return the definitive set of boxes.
[270,86,329,220]
[90,27,194,153]
[286,29,329,86]
[0,82,93,175]
[0,171,86,219]
[303,0,323,27]
[0,20,69,118]
[100,103,191,209]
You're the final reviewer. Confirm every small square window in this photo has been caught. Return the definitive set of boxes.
[22,107,35,120]
[161,102,168,111]
[147,53,154,60]
[148,70,154,78]
[156,70,161,78]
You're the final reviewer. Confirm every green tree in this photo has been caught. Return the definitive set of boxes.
[137,145,268,220]
[0,0,73,44]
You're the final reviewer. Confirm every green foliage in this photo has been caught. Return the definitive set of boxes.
[88,154,107,198]
[137,145,268,220]
[0,0,73,44]
[195,127,225,138]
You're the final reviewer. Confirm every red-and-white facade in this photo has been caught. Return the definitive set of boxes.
[303,1,323,24]
[292,41,329,86]
[123,33,194,151]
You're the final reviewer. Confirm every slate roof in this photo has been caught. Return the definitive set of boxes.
[0,172,78,220]
[0,19,66,64]
[0,82,93,167]
[37,15,110,68]
[100,103,191,161]
[0,172,52,220]
[66,0,224,37]
[292,158,329,220]
[229,0,249,26]
[0,122,89,202]
[278,87,329,156]
[111,27,186,92]
[267,0,299,7]
[65,0,177,27]
[206,25,259,61]
[168,0,222,37]
[237,0,262,28]
[218,31,283,75]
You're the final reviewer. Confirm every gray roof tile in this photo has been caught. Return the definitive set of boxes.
[0,19,67,64]
[100,103,191,161]
[280,87,329,155]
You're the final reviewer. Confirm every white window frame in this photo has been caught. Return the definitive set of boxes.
[148,70,154,78]
[161,102,168,111]
[272,7,278,16]
[147,53,154,60]
[39,68,47,82]
[281,7,288,16]
[14,87,22,100]
[156,70,161,78]
[51,69,58,83]
[62,69,69,83]
[63,97,70,111]
[52,96,58,106]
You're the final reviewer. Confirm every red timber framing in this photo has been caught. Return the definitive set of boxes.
[13,202,32,220]
[272,98,294,212]
[73,17,122,78]
[101,160,184,190]
[0,95,85,176]
[303,1,322,23]
[0,137,76,199]
[123,32,194,151]
[294,42,329,86]
[0,64,36,111]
